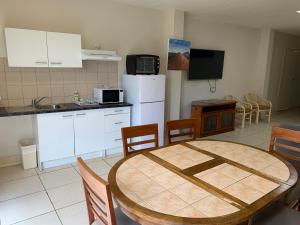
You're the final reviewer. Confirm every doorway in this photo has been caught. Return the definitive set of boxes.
[277,49,300,110]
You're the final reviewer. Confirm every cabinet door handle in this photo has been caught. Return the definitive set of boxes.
[114,122,123,125]
[62,115,73,118]
[76,113,86,116]
[35,61,47,64]
[114,110,123,113]
[114,138,122,141]
[51,62,62,65]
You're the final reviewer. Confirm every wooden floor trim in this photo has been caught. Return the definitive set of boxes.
[144,152,249,210]
[181,158,224,176]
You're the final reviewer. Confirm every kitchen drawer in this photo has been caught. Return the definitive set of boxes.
[104,131,122,149]
[104,113,130,132]
[104,107,130,115]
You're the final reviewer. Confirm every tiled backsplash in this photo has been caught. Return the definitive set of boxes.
[0,57,119,107]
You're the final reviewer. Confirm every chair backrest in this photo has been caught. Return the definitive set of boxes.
[166,119,197,144]
[244,93,254,101]
[245,93,261,102]
[224,95,234,100]
[77,157,116,225]
[121,123,159,157]
[225,95,248,107]
[269,126,300,170]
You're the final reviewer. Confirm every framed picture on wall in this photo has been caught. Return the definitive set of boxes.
[167,38,191,71]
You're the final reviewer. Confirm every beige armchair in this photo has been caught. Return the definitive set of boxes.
[244,93,272,124]
[224,95,252,128]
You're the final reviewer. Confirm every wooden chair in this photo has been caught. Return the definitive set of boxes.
[77,157,139,225]
[269,125,300,211]
[224,95,252,128]
[121,124,159,157]
[252,125,300,224]
[244,93,272,124]
[166,119,197,144]
[269,126,300,170]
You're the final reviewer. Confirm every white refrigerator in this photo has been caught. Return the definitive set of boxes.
[122,74,165,147]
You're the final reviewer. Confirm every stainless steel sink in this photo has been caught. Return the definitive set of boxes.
[36,104,62,110]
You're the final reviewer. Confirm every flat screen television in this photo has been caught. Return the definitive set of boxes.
[188,49,225,80]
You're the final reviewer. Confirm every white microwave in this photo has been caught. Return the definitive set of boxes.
[94,88,124,104]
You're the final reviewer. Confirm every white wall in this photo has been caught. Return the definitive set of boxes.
[0,0,168,74]
[163,9,185,121]
[267,31,300,110]
[181,16,262,118]
[0,116,33,166]
[255,29,274,97]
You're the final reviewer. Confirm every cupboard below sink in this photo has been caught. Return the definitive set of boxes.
[34,107,130,169]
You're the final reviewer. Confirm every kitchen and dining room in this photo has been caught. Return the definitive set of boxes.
[0,0,300,225]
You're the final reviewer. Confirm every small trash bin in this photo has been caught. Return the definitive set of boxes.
[19,139,37,169]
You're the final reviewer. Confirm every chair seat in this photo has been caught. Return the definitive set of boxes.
[236,107,252,113]
[251,105,270,111]
[258,104,271,110]
[253,202,300,225]
[92,207,139,225]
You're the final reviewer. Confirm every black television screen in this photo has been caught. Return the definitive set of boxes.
[188,49,225,80]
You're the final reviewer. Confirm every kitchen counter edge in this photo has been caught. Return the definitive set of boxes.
[0,103,133,117]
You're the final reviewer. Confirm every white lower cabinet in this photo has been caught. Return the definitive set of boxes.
[74,110,104,155]
[104,113,130,133]
[36,112,75,162]
[104,108,130,154]
[104,132,123,149]
[35,107,130,169]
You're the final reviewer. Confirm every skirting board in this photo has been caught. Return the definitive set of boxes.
[0,147,122,169]
[105,147,122,156]
[40,151,104,170]
[0,154,22,168]
[40,148,122,170]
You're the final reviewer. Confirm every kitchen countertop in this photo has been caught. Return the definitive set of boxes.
[0,102,132,117]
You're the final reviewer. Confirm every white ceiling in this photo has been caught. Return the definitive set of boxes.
[113,0,300,35]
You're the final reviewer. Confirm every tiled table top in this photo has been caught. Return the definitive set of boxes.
[109,140,297,225]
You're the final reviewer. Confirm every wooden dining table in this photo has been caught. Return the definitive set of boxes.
[108,140,298,225]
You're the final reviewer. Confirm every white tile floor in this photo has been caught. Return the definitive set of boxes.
[0,156,120,225]
[0,108,299,225]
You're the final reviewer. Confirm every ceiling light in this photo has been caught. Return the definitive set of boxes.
[297,10,300,13]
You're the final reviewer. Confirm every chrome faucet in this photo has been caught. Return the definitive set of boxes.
[32,97,48,108]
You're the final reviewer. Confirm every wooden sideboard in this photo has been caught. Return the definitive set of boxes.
[191,99,236,137]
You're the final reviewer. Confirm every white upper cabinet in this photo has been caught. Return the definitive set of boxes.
[5,28,48,67]
[47,32,82,68]
[4,28,82,68]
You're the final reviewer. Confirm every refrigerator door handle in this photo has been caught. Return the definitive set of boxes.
[140,100,164,104]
